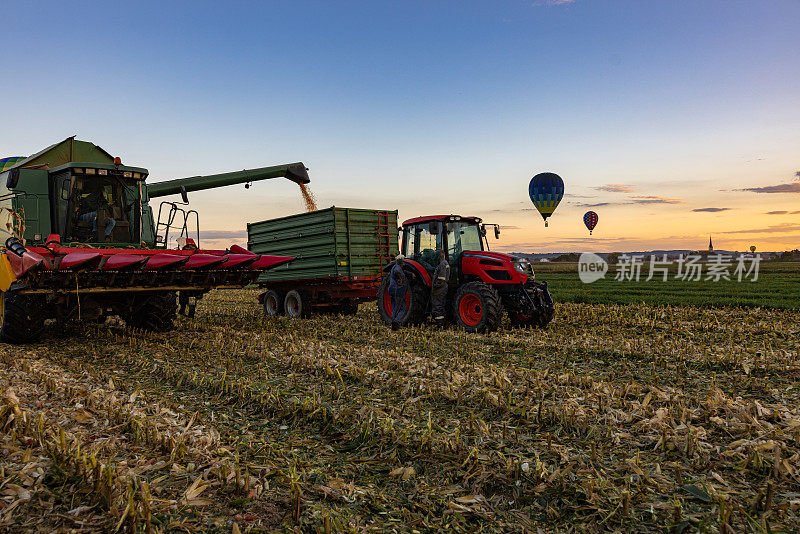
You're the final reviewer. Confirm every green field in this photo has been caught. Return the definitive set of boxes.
[533,261,800,309]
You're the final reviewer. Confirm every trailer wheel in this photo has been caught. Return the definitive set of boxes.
[284,290,312,318]
[0,290,47,344]
[125,292,177,332]
[453,282,502,334]
[338,300,359,315]
[263,290,285,316]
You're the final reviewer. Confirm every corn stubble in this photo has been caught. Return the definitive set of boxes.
[1,290,799,532]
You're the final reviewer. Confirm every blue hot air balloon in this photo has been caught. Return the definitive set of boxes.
[584,211,598,235]
[528,172,564,227]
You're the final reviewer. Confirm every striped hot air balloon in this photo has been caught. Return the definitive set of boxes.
[0,157,27,172]
[528,172,564,227]
[584,210,598,234]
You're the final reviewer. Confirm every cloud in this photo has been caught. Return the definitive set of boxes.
[595,183,635,193]
[692,207,731,213]
[200,229,247,240]
[500,225,521,230]
[630,195,684,204]
[575,197,685,207]
[533,0,576,5]
[722,223,800,234]
[766,211,788,215]
[740,183,800,193]
[575,202,612,208]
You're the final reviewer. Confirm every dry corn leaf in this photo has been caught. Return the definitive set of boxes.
[184,477,210,501]
[71,409,95,424]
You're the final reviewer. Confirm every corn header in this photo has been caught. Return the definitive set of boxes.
[0,137,309,343]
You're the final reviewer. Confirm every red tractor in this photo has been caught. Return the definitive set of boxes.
[377,215,554,332]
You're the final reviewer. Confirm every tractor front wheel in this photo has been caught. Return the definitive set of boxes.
[0,290,47,344]
[453,282,502,333]
[125,292,177,332]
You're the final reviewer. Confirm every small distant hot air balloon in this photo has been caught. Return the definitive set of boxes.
[528,172,564,227]
[750,245,756,253]
[583,211,598,235]
[0,157,26,172]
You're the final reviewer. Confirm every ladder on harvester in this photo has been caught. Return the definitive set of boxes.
[376,211,393,267]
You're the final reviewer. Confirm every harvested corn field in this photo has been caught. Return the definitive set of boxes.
[1,290,799,533]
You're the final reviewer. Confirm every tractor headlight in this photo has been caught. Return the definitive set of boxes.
[514,259,534,279]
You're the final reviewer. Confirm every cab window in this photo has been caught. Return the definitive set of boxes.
[402,227,416,258]
[69,175,136,243]
[447,222,482,263]
[414,222,443,270]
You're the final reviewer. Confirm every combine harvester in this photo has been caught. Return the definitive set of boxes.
[0,137,309,343]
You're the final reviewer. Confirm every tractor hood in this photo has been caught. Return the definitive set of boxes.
[461,250,516,263]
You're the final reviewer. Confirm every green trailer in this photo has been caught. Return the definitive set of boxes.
[247,207,399,317]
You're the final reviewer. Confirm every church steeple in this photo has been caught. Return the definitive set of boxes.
[708,235,713,252]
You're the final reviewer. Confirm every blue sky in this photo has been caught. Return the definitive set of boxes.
[2,1,798,251]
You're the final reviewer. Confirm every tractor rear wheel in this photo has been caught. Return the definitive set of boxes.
[0,290,47,344]
[125,292,177,332]
[453,282,502,333]
[377,274,427,326]
[263,290,285,316]
[284,289,312,318]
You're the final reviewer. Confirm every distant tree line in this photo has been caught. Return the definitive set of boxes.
[548,250,799,263]
[550,252,622,263]
[770,249,800,261]
[552,253,580,262]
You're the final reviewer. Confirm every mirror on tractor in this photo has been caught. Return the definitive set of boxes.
[494,226,501,239]
[180,185,189,205]
[5,169,20,189]
[60,180,72,200]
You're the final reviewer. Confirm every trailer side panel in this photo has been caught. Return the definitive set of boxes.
[248,207,399,284]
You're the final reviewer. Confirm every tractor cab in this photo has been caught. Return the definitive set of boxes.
[401,215,499,282]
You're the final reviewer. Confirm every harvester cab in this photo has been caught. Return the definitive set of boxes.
[0,137,310,344]
[377,215,554,332]
[55,162,148,245]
